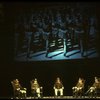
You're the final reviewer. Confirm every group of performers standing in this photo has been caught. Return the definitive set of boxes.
[14,4,98,59]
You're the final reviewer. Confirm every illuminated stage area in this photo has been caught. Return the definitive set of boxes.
[15,49,98,61]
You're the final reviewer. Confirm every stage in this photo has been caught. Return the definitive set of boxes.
[9,96,100,99]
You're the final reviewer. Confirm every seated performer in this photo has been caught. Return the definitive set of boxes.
[72,77,85,97]
[86,77,100,97]
[30,78,43,98]
[53,77,64,97]
[11,79,27,98]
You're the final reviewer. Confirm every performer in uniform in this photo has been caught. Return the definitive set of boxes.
[30,78,43,98]
[53,77,64,97]
[72,77,85,97]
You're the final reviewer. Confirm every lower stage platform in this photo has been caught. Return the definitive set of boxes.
[9,96,100,99]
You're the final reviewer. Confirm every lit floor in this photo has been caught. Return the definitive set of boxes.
[15,47,99,62]
[10,96,100,99]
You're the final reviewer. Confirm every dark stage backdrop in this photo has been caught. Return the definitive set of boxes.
[0,2,100,98]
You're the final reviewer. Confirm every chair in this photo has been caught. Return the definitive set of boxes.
[85,86,97,97]
[54,86,64,97]
[72,86,84,97]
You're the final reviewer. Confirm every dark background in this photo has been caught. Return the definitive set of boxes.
[0,1,100,98]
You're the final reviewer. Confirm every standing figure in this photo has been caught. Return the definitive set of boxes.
[53,77,64,97]
[80,15,89,57]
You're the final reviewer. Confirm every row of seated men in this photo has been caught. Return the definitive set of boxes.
[11,77,100,98]
[11,78,42,98]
